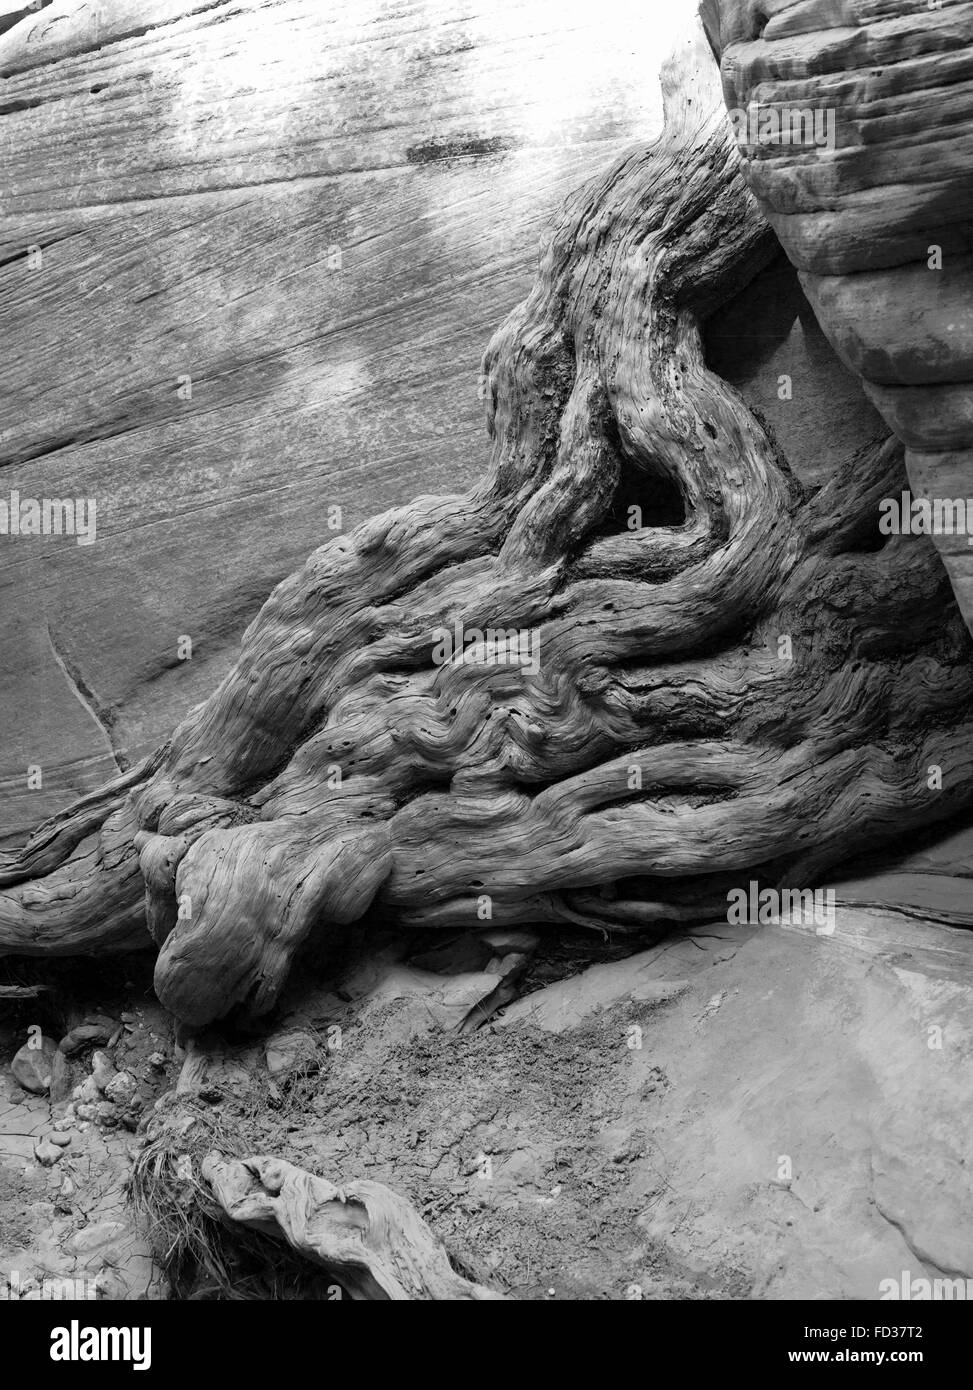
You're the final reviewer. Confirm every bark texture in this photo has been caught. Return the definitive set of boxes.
[3,22,973,1025]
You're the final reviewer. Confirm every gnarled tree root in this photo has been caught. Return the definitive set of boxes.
[202,1154,503,1300]
[3,22,973,1026]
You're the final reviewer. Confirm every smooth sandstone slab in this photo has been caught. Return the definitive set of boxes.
[501,891,973,1296]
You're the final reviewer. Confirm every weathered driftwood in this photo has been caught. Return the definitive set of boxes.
[3,24,973,1026]
[705,0,973,628]
[201,1154,504,1300]
[132,1071,504,1299]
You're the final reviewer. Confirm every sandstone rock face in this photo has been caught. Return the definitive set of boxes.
[0,0,686,844]
[705,0,973,628]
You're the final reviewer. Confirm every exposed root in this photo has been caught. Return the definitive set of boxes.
[130,1094,503,1300]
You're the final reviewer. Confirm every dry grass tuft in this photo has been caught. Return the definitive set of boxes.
[129,1094,341,1300]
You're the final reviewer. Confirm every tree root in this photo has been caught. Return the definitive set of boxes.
[131,1095,502,1300]
[2,21,972,1026]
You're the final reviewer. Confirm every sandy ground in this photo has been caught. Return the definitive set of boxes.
[2,831,972,1301]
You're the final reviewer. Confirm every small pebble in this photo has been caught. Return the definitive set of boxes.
[59,1024,112,1055]
[33,1137,63,1167]
[104,1070,137,1105]
[91,1051,117,1092]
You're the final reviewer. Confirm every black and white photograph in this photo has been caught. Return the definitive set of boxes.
[0,0,969,1355]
